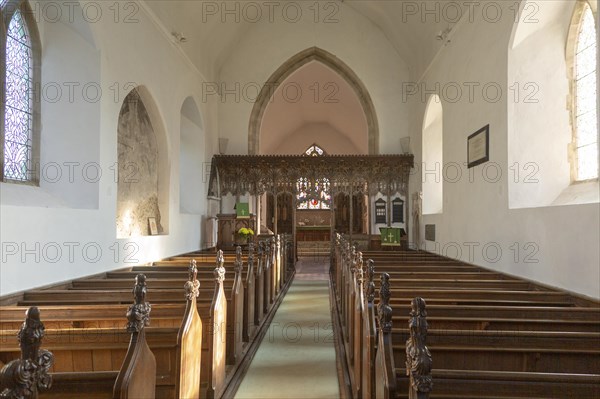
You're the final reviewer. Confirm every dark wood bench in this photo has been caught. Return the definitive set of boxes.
[331,234,600,399]
[2,262,220,398]
[1,236,294,399]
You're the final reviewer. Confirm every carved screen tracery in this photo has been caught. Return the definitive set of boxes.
[209,154,413,202]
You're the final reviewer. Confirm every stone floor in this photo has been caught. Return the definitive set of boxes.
[234,257,340,398]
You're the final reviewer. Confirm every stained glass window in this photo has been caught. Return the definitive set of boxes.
[305,144,325,156]
[574,4,598,181]
[297,144,330,209]
[4,9,33,181]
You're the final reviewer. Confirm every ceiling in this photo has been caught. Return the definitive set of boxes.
[143,0,459,81]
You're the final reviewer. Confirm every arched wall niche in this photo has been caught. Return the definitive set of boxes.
[507,0,597,208]
[422,94,443,215]
[1,0,42,184]
[248,47,379,155]
[179,96,205,215]
[116,86,170,238]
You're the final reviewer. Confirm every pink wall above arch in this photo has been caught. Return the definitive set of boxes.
[260,61,368,155]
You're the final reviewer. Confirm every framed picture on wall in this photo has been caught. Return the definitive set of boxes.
[148,217,158,235]
[467,124,490,168]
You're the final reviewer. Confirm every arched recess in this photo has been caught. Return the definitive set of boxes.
[248,47,379,155]
[508,0,598,208]
[1,0,42,184]
[179,96,205,214]
[422,94,443,215]
[116,86,170,238]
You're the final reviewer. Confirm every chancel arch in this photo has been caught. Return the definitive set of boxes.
[116,86,170,238]
[249,47,378,155]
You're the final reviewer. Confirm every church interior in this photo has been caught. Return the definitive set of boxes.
[0,0,599,398]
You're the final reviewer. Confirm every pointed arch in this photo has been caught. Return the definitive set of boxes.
[566,0,598,181]
[422,94,443,215]
[116,86,170,237]
[180,96,206,215]
[248,47,379,155]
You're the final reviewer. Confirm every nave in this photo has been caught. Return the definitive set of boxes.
[1,235,599,398]
[235,257,339,399]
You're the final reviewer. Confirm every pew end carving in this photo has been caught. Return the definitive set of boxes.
[375,273,397,399]
[405,297,432,399]
[362,259,376,399]
[0,307,53,399]
[113,274,156,399]
[176,260,203,399]
[228,246,245,365]
[207,250,227,399]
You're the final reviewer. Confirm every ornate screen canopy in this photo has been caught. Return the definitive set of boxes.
[208,154,414,198]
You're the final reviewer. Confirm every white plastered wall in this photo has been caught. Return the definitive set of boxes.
[0,1,218,295]
[407,1,599,299]
[217,3,411,156]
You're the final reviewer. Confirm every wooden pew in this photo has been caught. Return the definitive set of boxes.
[109,251,250,367]
[112,273,156,399]
[384,292,600,398]
[0,275,164,399]
[332,233,600,399]
[176,260,203,399]
[2,238,292,399]
[396,369,600,398]
[0,307,54,398]
[1,263,219,399]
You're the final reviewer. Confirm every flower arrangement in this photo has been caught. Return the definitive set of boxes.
[237,227,254,240]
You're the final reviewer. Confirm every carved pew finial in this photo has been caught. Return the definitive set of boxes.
[115,275,156,398]
[0,307,53,398]
[350,246,358,274]
[235,246,243,273]
[248,242,255,257]
[406,297,433,399]
[377,273,392,333]
[126,274,151,333]
[366,259,375,303]
[185,260,200,300]
[236,245,242,262]
[357,252,364,282]
[215,250,226,283]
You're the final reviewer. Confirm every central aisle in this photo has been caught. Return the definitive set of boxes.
[234,257,340,398]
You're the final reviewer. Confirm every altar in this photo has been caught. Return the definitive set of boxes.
[296,225,331,241]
